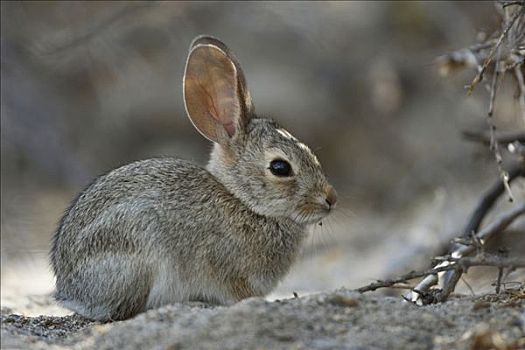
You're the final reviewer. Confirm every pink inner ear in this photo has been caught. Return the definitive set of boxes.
[184,44,244,142]
[223,121,235,137]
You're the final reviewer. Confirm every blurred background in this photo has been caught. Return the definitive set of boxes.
[2,1,524,314]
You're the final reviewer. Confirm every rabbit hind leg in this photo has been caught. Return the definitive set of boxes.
[55,254,153,321]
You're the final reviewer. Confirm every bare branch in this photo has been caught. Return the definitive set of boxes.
[398,0,525,307]
[495,267,504,293]
[403,203,525,304]
[435,203,525,302]
[484,46,517,202]
[466,8,523,94]
[356,253,525,294]
[457,255,525,269]
[356,265,454,293]
[461,163,524,238]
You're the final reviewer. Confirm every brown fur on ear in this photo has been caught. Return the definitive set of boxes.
[183,36,253,144]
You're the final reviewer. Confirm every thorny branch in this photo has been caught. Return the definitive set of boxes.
[356,157,524,300]
[356,253,525,294]
[404,203,525,304]
[459,163,524,240]
[356,202,525,302]
[357,1,525,306]
[465,7,523,94]
[439,2,525,201]
[436,203,525,301]
[486,48,515,204]
[356,265,460,293]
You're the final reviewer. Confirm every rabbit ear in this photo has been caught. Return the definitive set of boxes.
[183,36,254,144]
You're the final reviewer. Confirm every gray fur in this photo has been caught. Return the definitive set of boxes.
[51,37,335,321]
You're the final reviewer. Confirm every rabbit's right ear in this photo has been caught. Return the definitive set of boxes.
[183,36,254,144]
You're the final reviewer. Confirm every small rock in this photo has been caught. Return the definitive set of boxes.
[329,295,360,307]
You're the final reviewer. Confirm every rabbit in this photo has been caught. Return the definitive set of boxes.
[50,35,337,321]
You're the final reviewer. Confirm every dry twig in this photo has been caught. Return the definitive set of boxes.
[356,253,525,294]
[402,161,523,304]
[465,6,523,93]
[356,265,458,294]
[495,267,504,293]
[357,1,525,306]
[357,162,524,301]
[403,203,525,304]
[440,3,525,200]
[460,163,524,239]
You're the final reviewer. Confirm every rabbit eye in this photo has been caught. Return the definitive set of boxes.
[269,159,293,177]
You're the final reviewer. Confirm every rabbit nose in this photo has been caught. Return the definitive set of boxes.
[325,185,337,209]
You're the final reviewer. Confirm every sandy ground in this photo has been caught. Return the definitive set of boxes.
[1,290,524,350]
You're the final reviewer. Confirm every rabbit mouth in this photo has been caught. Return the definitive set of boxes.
[291,204,331,225]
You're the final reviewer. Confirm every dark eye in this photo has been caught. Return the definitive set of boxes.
[269,159,293,177]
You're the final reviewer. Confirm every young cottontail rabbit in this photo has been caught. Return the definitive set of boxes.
[51,36,337,321]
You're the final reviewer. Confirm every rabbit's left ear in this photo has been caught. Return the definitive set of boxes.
[184,36,254,144]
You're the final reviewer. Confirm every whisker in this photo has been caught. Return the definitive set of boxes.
[333,207,357,221]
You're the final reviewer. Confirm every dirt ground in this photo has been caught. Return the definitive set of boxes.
[1,289,524,350]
